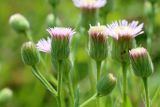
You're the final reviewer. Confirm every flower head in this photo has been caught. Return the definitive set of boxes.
[47,27,75,61]
[129,47,153,77]
[73,0,106,10]
[107,20,144,40]
[89,23,108,42]
[36,37,51,53]
[47,27,75,40]
[88,23,108,61]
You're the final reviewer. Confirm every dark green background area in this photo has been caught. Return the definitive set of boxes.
[0,0,160,107]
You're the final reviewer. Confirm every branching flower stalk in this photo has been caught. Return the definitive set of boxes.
[9,14,58,87]
[107,20,144,107]
[45,27,75,107]
[21,42,57,96]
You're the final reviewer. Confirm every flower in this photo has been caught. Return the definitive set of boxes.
[47,27,75,61]
[129,47,153,77]
[47,27,75,39]
[88,23,108,42]
[36,37,51,53]
[107,20,144,40]
[88,23,108,61]
[107,20,144,63]
[73,0,106,10]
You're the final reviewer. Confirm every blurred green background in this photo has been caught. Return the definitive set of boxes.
[0,0,160,107]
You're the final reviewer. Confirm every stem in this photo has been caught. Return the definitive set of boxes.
[24,30,33,41]
[143,77,150,107]
[96,61,101,81]
[122,62,127,107]
[80,93,97,107]
[96,61,102,107]
[68,73,74,106]
[31,65,57,96]
[57,61,63,107]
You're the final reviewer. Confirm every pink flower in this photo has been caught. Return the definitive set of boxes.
[47,27,75,40]
[107,20,144,40]
[129,47,147,59]
[73,0,107,10]
[36,27,75,53]
[36,37,51,53]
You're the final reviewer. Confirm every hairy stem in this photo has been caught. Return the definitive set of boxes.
[31,65,57,96]
[122,62,127,107]
[143,77,150,107]
[96,61,102,107]
[80,93,97,107]
[57,61,63,107]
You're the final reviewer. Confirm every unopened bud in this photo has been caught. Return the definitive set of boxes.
[129,47,154,77]
[0,88,13,104]
[21,42,40,66]
[9,13,30,33]
[97,73,116,96]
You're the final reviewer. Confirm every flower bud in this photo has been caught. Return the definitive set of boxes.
[21,42,40,66]
[129,47,154,77]
[88,23,108,61]
[97,73,116,96]
[0,88,13,104]
[47,27,75,61]
[9,13,30,33]
[46,14,61,27]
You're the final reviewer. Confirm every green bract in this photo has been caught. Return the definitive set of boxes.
[111,38,136,63]
[21,42,40,66]
[51,37,70,61]
[97,73,116,96]
[9,13,30,33]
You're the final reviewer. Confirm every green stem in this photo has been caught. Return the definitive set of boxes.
[24,30,33,41]
[143,77,150,107]
[80,93,97,107]
[96,61,101,81]
[89,60,96,93]
[96,61,102,107]
[122,62,127,107]
[57,61,63,107]
[31,65,57,96]
[68,73,74,106]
